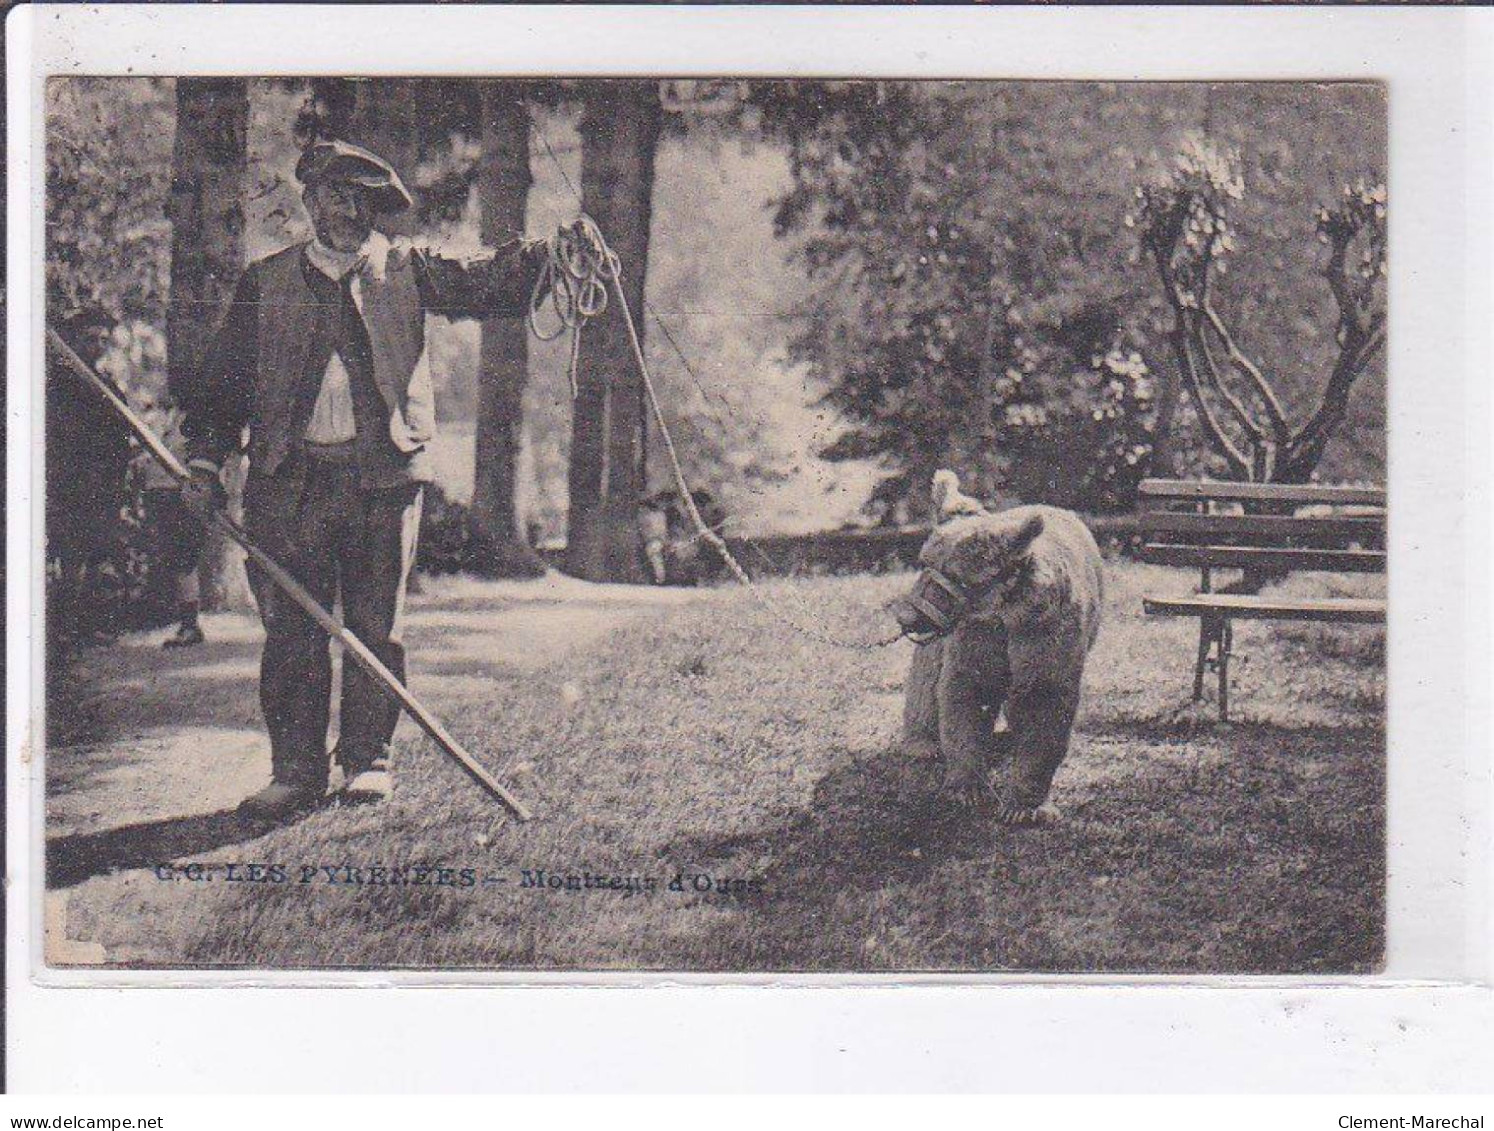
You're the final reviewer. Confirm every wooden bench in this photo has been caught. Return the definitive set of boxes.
[1137,478,1386,720]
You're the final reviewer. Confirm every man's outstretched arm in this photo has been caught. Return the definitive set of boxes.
[412,239,550,321]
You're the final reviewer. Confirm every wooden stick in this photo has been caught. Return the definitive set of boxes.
[47,327,533,821]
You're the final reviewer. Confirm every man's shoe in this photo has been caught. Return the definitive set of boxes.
[238,781,321,821]
[163,624,206,649]
[340,769,393,805]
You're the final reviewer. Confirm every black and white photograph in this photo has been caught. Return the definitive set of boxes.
[39,74,1390,974]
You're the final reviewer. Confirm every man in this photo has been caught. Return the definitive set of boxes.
[177,139,548,820]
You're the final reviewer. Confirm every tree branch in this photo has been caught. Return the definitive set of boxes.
[1203,303,1291,443]
[1195,311,1267,444]
[1321,213,1381,344]
[1179,331,1252,477]
[1182,228,1267,457]
[1146,231,1252,480]
[1282,323,1381,480]
[1282,200,1386,480]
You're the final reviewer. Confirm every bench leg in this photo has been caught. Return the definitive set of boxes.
[1190,615,1234,719]
[1192,618,1212,701]
[1217,618,1234,722]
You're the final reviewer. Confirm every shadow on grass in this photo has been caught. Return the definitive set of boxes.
[653,744,1029,969]
[1080,710,1384,744]
[652,712,1385,972]
[47,637,264,748]
[46,805,321,890]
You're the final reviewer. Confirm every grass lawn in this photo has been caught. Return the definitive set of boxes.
[46,558,1385,973]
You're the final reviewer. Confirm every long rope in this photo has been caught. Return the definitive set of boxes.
[533,213,903,652]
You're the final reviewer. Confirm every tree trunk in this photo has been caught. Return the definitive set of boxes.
[472,83,547,577]
[565,81,661,583]
[167,78,248,611]
[1147,342,1183,478]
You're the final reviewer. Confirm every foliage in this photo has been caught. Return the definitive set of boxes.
[46,79,174,330]
[749,82,1152,518]
[46,80,179,431]
[993,343,1158,512]
[1133,135,1247,312]
[753,81,1387,518]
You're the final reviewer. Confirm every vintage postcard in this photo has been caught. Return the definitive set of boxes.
[39,74,1390,974]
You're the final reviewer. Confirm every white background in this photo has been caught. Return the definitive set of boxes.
[7,4,1492,1092]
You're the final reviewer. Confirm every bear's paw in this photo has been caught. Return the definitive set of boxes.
[996,801,1060,828]
[943,767,996,813]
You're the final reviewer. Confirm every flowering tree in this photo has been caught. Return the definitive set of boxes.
[1134,138,1386,484]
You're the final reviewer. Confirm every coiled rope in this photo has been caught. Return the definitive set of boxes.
[529,213,903,651]
[527,219,617,399]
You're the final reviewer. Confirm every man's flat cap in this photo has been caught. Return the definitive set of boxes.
[295,139,413,215]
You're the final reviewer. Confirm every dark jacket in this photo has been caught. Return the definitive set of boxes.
[179,234,542,488]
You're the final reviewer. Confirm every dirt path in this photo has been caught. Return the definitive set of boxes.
[43,573,703,903]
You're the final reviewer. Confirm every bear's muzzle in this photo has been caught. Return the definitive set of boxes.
[892,559,1033,644]
[892,567,970,644]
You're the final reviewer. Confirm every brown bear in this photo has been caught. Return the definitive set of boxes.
[892,503,1104,825]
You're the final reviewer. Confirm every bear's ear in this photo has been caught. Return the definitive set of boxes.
[1012,513,1044,555]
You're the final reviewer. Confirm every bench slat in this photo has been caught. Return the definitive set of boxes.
[1139,511,1385,546]
[1139,478,1386,507]
[1139,544,1387,573]
[1142,594,1386,623]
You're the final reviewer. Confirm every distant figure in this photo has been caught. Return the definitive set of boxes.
[134,425,207,648]
[930,469,988,524]
[640,487,728,586]
[45,306,134,652]
[640,503,670,585]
